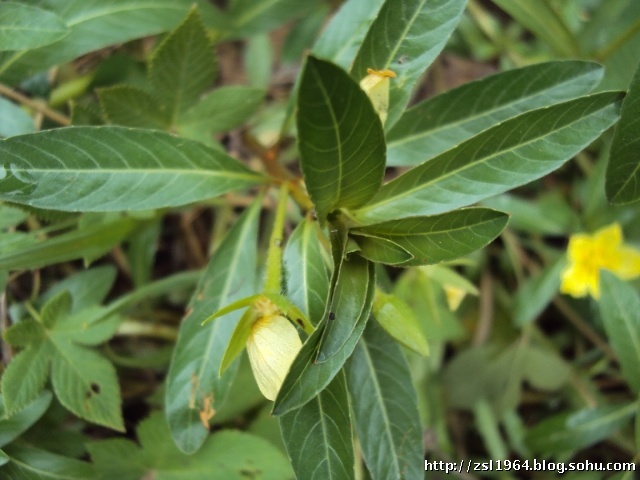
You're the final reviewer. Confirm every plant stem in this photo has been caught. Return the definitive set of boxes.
[0,83,71,126]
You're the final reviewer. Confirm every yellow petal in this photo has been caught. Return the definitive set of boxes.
[444,284,466,311]
[246,315,302,401]
[612,246,640,280]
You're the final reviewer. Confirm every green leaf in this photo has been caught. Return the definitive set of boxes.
[226,0,320,39]
[283,218,329,326]
[351,233,413,265]
[1,344,51,416]
[51,344,123,431]
[297,56,386,220]
[372,291,429,356]
[0,444,95,480]
[0,127,265,212]
[317,255,375,362]
[599,271,640,393]
[0,217,138,271]
[99,86,171,129]
[351,0,467,130]
[352,208,508,265]
[353,92,624,223]
[346,320,423,480]
[273,257,375,415]
[0,450,7,467]
[491,0,581,57]
[526,403,637,454]
[0,97,35,138]
[607,60,640,204]
[88,412,294,480]
[513,257,565,327]
[218,307,257,376]
[387,61,604,166]
[39,265,117,313]
[165,198,261,454]
[0,391,52,448]
[312,0,386,70]
[245,34,272,89]
[149,9,215,121]
[0,0,209,84]
[0,2,68,51]
[178,86,265,134]
[279,372,354,480]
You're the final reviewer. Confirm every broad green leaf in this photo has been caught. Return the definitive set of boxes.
[387,61,604,166]
[99,86,171,129]
[346,320,423,480]
[149,9,215,121]
[353,92,624,223]
[226,0,320,39]
[1,343,51,416]
[312,0,386,70]
[51,343,123,431]
[606,60,640,204]
[372,291,429,356]
[0,0,212,84]
[351,0,467,130]
[0,3,68,51]
[0,391,52,448]
[165,198,261,454]
[0,127,265,212]
[317,255,375,362]
[351,233,413,265]
[0,217,137,270]
[88,412,294,480]
[273,258,375,415]
[178,86,266,134]
[0,98,35,138]
[599,272,640,393]
[283,218,329,326]
[279,372,354,480]
[297,56,386,220]
[352,208,508,265]
[526,403,637,454]
[0,444,95,480]
[513,257,565,327]
[491,0,580,57]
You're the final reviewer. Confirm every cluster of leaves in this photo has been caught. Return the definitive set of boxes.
[0,0,639,479]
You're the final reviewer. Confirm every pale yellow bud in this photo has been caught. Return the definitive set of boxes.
[359,68,396,125]
[246,314,302,401]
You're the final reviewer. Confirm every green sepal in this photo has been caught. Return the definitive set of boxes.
[218,307,259,377]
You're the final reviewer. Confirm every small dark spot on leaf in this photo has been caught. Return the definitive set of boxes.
[329,312,335,320]
[296,318,304,327]
[240,467,261,478]
[90,383,100,394]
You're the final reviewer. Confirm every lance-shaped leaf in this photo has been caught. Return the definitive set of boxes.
[599,272,640,393]
[372,291,429,356]
[352,208,508,266]
[0,0,210,84]
[149,9,215,121]
[297,56,386,221]
[351,0,466,130]
[279,372,354,480]
[607,61,640,205]
[165,198,261,454]
[387,61,604,166]
[0,127,265,212]
[353,92,624,223]
[0,3,68,51]
[317,255,375,362]
[312,0,386,70]
[283,218,329,325]
[346,320,423,480]
[273,257,375,415]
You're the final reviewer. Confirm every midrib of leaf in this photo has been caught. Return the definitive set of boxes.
[572,403,636,432]
[233,0,280,27]
[360,214,501,236]
[359,340,401,476]
[389,71,591,148]
[1,26,63,33]
[380,0,428,71]
[310,65,343,208]
[360,96,614,213]
[316,393,336,478]
[9,166,259,180]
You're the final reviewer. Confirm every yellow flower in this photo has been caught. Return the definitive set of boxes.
[246,313,302,401]
[360,68,396,125]
[560,223,640,299]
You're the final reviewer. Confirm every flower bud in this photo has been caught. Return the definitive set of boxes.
[246,314,302,401]
[359,68,396,125]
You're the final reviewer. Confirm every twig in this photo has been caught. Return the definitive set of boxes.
[0,83,70,126]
